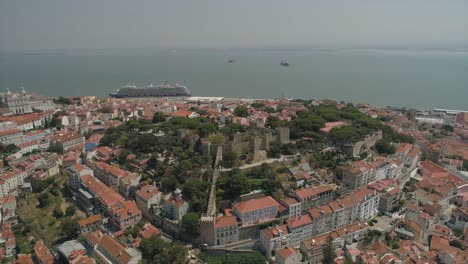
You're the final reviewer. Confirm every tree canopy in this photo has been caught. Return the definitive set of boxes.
[152,112,166,123]
[140,235,188,264]
[375,139,396,155]
[322,235,337,264]
[181,212,200,237]
[234,105,249,117]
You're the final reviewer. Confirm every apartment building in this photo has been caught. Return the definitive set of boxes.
[287,215,313,246]
[368,180,400,214]
[291,184,334,212]
[395,143,420,169]
[233,196,280,226]
[260,224,290,258]
[0,129,24,146]
[214,215,239,246]
[78,214,103,236]
[275,247,301,264]
[342,158,389,190]
[50,132,85,152]
[279,197,301,219]
[135,185,161,219]
[109,200,142,231]
[300,222,368,264]
[0,169,27,198]
[67,164,94,191]
[86,231,142,264]
[161,188,189,221]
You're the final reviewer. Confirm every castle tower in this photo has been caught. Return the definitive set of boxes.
[199,216,216,246]
[174,188,182,202]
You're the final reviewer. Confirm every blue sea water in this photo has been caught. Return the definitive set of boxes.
[0,49,467,110]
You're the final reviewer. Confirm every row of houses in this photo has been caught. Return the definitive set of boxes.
[260,183,389,259]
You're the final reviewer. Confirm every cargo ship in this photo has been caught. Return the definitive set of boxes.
[109,82,191,98]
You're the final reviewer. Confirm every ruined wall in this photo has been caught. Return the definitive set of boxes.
[343,130,382,156]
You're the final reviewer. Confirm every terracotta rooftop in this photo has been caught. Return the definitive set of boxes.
[0,129,22,137]
[430,235,460,255]
[16,254,34,264]
[111,200,141,219]
[78,214,102,227]
[33,240,54,264]
[293,185,332,200]
[261,224,289,239]
[287,214,312,229]
[95,233,135,264]
[215,215,238,229]
[276,247,298,260]
[234,196,280,213]
[135,185,160,202]
[138,223,161,239]
[280,197,300,207]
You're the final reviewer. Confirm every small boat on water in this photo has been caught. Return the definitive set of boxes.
[280,60,290,67]
[228,59,235,63]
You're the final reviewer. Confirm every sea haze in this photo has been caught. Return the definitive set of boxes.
[0,49,467,110]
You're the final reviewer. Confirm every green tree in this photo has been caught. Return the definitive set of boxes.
[61,218,78,238]
[234,105,249,117]
[38,193,51,208]
[266,116,284,129]
[322,235,337,264]
[97,107,113,113]
[182,178,209,213]
[53,96,72,105]
[31,177,55,193]
[251,102,265,110]
[442,124,454,132]
[222,151,238,168]
[181,212,200,237]
[157,243,188,264]
[222,170,250,199]
[119,149,131,163]
[224,252,265,264]
[147,155,158,170]
[139,235,168,260]
[152,112,166,123]
[65,206,76,216]
[449,240,465,250]
[267,143,282,158]
[375,139,396,155]
[220,123,246,135]
[53,206,64,218]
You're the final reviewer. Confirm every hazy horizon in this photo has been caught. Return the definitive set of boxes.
[1,0,468,51]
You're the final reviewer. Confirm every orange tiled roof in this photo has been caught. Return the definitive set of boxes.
[138,223,161,239]
[287,214,312,229]
[234,196,280,213]
[135,185,160,202]
[293,185,332,200]
[215,215,238,229]
[78,214,102,227]
[276,247,298,260]
[33,240,54,264]
[16,254,34,264]
[261,224,289,239]
[0,129,21,137]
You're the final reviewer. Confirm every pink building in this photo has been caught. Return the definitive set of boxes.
[109,200,142,231]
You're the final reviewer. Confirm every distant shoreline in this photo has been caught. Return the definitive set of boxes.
[1,46,468,55]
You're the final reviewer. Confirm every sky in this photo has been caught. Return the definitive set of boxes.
[1,0,467,51]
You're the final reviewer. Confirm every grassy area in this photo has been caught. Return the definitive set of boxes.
[17,175,84,247]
